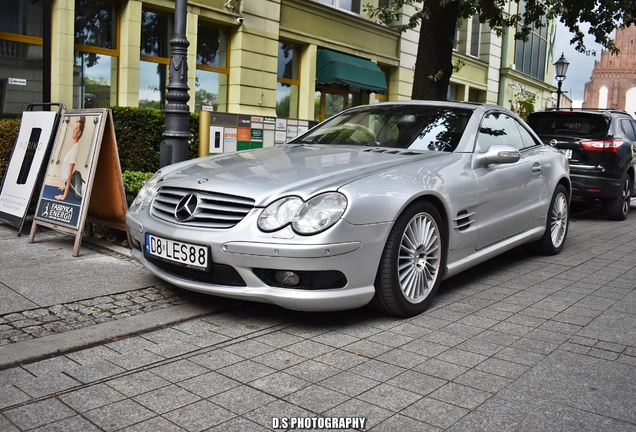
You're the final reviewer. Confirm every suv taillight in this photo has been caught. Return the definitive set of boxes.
[580,138,625,153]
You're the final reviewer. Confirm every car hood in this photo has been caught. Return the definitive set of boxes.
[158,145,446,205]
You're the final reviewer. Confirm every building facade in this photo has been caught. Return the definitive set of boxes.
[0,0,557,121]
[583,25,636,117]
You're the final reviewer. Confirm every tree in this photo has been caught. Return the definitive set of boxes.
[276,95,291,118]
[511,91,536,119]
[74,0,115,67]
[195,88,218,112]
[365,0,636,101]
[82,76,110,108]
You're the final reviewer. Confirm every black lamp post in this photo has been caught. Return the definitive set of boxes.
[159,0,191,168]
[554,52,569,110]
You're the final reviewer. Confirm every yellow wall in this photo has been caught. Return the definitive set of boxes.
[44,0,555,117]
[50,0,75,108]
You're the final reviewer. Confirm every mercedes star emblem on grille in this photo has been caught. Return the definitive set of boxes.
[175,193,200,222]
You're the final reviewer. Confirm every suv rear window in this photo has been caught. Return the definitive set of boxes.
[527,113,610,137]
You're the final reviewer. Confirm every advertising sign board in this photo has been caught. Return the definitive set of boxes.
[0,109,60,234]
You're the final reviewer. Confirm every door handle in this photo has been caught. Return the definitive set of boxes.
[532,163,541,174]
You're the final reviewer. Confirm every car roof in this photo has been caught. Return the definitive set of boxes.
[529,109,632,119]
[353,100,514,115]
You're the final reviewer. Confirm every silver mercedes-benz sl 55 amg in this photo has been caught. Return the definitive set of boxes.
[126,101,571,317]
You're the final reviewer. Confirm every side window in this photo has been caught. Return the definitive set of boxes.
[516,122,539,148]
[476,112,523,152]
[619,119,636,141]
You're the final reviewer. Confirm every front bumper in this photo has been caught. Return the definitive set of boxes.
[126,211,391,312]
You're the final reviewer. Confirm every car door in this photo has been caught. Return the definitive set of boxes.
[473,111,545,249]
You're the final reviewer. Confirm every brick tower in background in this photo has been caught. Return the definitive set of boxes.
[583,25,636,117]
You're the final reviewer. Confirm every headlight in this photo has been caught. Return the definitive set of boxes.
[128,171,162,213]
[258,192,347,235]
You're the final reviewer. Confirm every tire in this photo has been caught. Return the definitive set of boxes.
[605,175,631,221]
[538,184,569,255]
[372,202,446,317]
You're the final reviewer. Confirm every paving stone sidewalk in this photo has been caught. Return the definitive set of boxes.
[1,207,636,431]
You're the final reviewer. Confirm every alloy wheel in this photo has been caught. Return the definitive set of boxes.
[550,191,568,248]
[397,212,441,304]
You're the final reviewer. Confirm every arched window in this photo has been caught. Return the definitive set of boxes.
[599,86,608,109]
[625,87,636,119]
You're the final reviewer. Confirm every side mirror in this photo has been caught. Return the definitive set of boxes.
[473,144,521,168]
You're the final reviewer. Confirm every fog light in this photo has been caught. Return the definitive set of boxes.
[275,271,301,286]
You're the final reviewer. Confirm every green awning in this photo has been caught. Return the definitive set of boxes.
[316,48,387,94]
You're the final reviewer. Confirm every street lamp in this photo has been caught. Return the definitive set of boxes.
[554,53,569,110]
[159,0,191,168]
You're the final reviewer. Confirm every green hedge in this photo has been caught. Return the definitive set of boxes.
[0,107,201,186]
[0,118,21,181]
[112,106,200,173]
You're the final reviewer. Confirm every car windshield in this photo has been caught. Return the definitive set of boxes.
[293,105,473,152]
[527,112,610,137]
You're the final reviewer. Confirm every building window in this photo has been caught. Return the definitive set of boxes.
[276,42,300,118]
[0,0,44,115]
[470,15,480,57]
[74,0,118,109]
[139,9,172,109]
[514,1,548,81]
[196,22,228,112]
[319,0,362,14]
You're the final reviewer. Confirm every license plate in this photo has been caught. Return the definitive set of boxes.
[145,233,209,271]
[562,149,572,159]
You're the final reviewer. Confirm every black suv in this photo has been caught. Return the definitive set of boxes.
[526,109,636,220]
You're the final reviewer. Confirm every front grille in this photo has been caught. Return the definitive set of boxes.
[151,186,255,228]
[146,256,246,286]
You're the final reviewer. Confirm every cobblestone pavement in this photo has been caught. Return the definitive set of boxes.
[1,207,636,431]
[0,285,200,346]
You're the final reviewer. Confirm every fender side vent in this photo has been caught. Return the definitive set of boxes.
[454,210,475,231]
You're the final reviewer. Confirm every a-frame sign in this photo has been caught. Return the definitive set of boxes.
[0,103,65,236]
[29,108,129,256]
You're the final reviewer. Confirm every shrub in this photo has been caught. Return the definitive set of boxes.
[0,107,200,187]
[122,170,155,193]
[0,118,21,181]
[112,106,200,174]
[111,106,164,173]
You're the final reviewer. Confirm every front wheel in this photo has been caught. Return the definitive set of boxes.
[537,184,569,255]
[372,202,446,317]
[605,175,631,221]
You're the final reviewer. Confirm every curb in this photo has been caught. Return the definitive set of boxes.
[0,303,214,370]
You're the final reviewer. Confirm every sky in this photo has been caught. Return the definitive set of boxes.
[553,21,606,106]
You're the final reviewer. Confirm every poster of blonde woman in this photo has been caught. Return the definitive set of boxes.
[34,110,103,230]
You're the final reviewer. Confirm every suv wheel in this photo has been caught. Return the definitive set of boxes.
[605,175,631,221]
